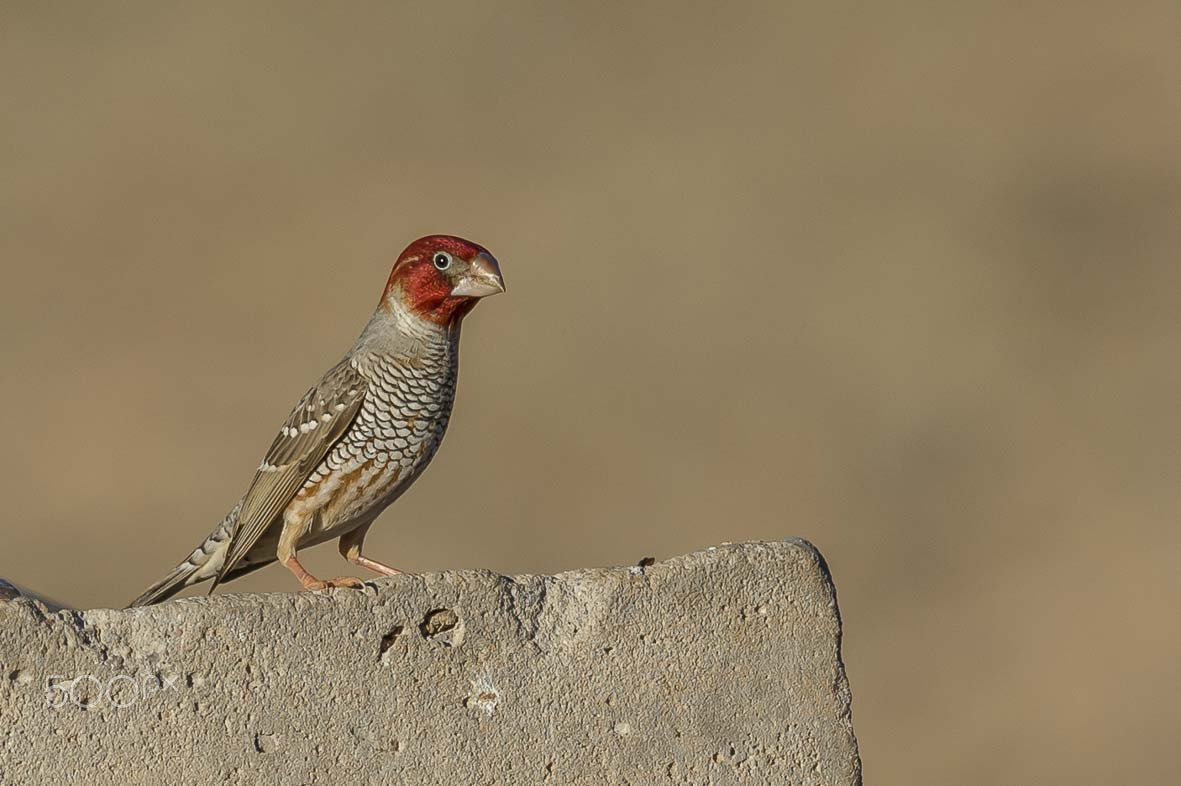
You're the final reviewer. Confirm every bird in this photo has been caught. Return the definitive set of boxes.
[129,234,505,607]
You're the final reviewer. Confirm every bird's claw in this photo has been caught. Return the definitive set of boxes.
[306,576,367,591]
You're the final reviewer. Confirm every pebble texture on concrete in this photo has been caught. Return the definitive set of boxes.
[0,540,860,785]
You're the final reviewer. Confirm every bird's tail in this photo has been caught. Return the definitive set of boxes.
[127,511,237,607]
[127,561,200,607]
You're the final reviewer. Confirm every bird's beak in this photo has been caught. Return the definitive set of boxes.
[451,251,506,298]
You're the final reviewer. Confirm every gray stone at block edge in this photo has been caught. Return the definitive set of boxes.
[0,540,861,785]
[0,579,64,611]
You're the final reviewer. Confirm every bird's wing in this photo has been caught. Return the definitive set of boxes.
[213,360,367,586]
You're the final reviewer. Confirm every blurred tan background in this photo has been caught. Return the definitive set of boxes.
[2,2,1179,783]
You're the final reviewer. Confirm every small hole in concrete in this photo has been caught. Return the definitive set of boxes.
[254,731,280,754]
[379,625,405,657]
[419,609,458,638]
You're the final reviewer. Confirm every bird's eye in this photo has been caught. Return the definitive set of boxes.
[432,252,452,271]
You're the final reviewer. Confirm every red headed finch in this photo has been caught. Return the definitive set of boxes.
[130,235,504,606]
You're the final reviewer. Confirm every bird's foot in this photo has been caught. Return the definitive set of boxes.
[304,575,367,592]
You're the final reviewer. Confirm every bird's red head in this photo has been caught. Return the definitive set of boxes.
[383,235,505,325]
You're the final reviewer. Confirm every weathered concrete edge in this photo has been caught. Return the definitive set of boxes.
[0,579,64,611]
[1,539,862,782]
[783,537,861,784]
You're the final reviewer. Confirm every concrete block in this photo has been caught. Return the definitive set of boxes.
[0,540,860,785]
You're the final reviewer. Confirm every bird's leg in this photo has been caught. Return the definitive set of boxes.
[339,524,403,577]
[282,554,366,591]
[277,517,365,591]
